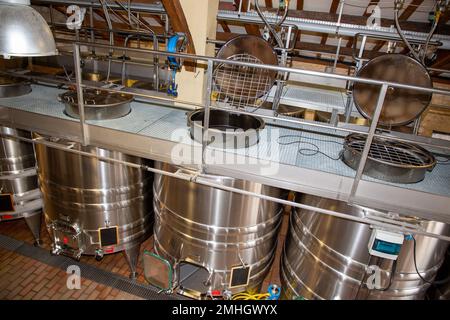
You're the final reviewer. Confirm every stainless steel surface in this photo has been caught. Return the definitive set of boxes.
[353,54,433,127]
[3,37,450,223]
[2,80,450,224]
[34,134,153,275]
[59,88,133,120]
[281,194,450,300]
[5,130,450,243]
[0,126,42,243]
[153,162,285,295]
[0,76,31,98]
[432,252,450,300]
[188,108,265,149]
[214,35,278,109]
[0,1,57,58]
[343,133,436,184]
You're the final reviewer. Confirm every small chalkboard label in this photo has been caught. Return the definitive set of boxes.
[0,194,14,213]
[99,226,119,247]
[229,265,251,288]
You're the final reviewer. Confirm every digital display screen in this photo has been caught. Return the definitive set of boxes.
[372,239,401,255]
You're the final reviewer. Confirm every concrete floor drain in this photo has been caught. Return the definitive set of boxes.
[0,234,183,300]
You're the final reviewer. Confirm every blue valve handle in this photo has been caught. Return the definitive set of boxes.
[167,35,182,97]
[267,284,281,300]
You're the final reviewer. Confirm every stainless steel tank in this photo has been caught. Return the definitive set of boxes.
[0,127,42,244]
[153,162,285,297]
[34,135,153,278]
[281,194,450,300]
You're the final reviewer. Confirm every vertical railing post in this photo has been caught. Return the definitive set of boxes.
[73,43,89,146]
[202,59,214,173]
[349,83,388,201]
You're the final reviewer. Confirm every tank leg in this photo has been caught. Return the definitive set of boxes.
[124,243,141,280]
[24,211,42,247]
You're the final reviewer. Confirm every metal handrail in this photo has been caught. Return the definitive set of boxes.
[69,40,450,96]
[63,40,450,210]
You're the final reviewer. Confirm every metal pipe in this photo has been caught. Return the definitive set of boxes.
[422,17,440,64]
[2,131,450,243]
[202,60,214,173]
[120,34,159,86]
[73,43,89,146]
[89,4,95,56]
[254,0,284,49]
[99,0,114,82]
[394,7,421,61]
[349,84,388,199]
[31,0,165,14]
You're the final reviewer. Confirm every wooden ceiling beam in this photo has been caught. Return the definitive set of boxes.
[220,21,231,33]
[160,0,196,55]
[346,0,380,49]
[238,0,261,36]
[432,50,450,71]
[319,0,340,47]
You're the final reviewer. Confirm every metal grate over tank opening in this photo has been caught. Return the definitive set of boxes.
[213,53,274,109]
[345,135,435,168]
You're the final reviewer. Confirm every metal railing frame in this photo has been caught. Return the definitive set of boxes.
[4,39,450,240]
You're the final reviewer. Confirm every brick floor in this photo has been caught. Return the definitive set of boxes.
[0,209,290,300]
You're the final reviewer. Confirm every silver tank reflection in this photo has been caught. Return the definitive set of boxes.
[34,134,153,278]
[281,194,450,300]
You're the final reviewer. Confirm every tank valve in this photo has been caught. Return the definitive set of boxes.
[222,290,232,300]
[95,249,104,261]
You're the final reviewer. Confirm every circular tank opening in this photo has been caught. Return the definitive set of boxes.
[187,109,265,149]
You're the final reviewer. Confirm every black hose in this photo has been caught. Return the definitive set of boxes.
[413,237,450,286]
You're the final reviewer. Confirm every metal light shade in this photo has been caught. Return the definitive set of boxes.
[0,0,57,58]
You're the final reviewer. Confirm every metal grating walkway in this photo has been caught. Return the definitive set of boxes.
[0,234,183,300]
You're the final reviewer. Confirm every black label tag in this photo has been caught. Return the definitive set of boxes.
[99,226,119,247]
[0,194,14,213]
[229,266,251,288]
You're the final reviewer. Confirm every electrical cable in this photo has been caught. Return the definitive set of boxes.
[412,236,450,286]
[277,134,344,161]
[232,292,270,300]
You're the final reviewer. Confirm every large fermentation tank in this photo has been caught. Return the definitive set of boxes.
[281,194,449,300]
[0,127,42,244]
[34,135,153,277]
[153,162,285,296]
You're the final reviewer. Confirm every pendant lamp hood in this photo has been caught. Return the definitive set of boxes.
[0,0,57,58]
